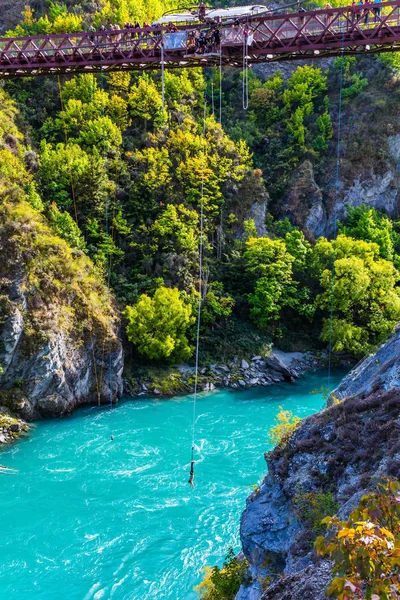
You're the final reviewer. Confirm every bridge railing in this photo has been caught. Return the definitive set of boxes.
[1,0,400,71]
[221,0,400,47]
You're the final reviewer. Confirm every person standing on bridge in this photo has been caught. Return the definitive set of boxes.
[372,0,381,22]
[298,5,306,29]
[363,0,371,24]
[356,0,364,23]
[199,2,207,22]
[324,3,333,26]
[351,1,360,26]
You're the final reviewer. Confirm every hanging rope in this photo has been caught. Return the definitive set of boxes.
[211,81,214,116]
[98,58,115,439]
[161,41,165,114]
[327,25,345,388]
[188,94,207,489]
[219,46,223,125]
[242,29,249,111]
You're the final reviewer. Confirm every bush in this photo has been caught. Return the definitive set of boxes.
[268,407,302,447]
[293,491,339,536]
[195,549,249,600]
[125,286,194,362]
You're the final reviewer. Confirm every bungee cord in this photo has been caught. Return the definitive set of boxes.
[327,24,345,388]
[161,42,165,114]
[219,46,223,125]
[188,94,207,489]
[242,30,249,110]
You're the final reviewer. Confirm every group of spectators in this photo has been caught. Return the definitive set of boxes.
[351,0,383,24]
[323,0,384,26]
[187,27,221,54]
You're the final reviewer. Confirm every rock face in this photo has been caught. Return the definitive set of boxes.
[279,134,400,239]
[0,299,123,421]
[0,284,123,420]
[279,161,327,239]
[236,329,400,600]
[333,326,400,403]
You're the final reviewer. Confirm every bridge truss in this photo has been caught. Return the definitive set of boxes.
[1,1,400,78]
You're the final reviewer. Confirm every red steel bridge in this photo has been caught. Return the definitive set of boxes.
[1,1,400,78]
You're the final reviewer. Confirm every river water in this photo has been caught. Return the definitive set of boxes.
[0,370,344,600]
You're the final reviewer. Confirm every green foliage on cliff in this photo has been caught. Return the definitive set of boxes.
[196,549,250,600]
[225,65,332,201]
[0,84,117,350]
[293,491,339,536]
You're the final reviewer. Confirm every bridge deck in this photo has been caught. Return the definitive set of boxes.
[1,1,400,77]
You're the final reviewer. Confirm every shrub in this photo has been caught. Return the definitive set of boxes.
[293,491,339,536]
[125,286,194,362]
[268,407,302,447]
[195,549,249,600]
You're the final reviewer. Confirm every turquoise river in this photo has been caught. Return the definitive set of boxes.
[0,370,344,600]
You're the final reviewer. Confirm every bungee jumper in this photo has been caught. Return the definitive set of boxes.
[188,459,195,488]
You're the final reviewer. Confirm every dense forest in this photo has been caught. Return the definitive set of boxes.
[2,0,400,371]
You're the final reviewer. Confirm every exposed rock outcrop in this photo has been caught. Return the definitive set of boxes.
[125,350,324,397]
[333,326,400,403]
[278,133,400,239]
[279,160,327,239]
[0,407,29,445]
[236,330,400,600]
[0,283,123,420]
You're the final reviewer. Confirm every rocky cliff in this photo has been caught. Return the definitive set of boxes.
[0,199,124,421]
[0,88,123,426]
[255,56,400,239]
[236,331,400,600]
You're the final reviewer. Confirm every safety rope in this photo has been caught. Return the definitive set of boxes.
[161,41,165,113]
[189,93,207,489]
[211,81,214,116]
[242,30,249,111]
[219,47,223,125]
[327,25,345,388]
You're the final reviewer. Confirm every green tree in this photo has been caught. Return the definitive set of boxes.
[125,286,194,361]
[244,234,313,329]
[48,203,86,250]
[313,235,400,355]
[202,282,235,327]
[339,204,395,261]
[333,56,368,101]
